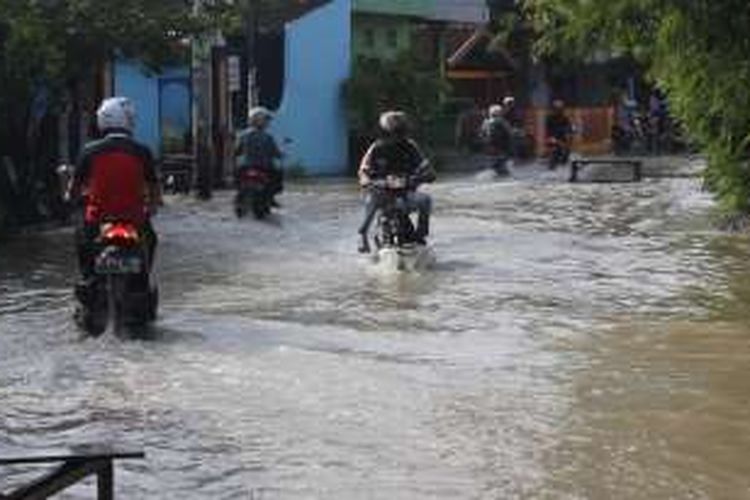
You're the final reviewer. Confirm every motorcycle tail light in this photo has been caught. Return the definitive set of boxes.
[101,222,140,245]
[243,168,269,181]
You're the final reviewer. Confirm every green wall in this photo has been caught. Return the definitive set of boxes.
[351,0,433,60]
[352,15,415,60]
[352,0,431,17]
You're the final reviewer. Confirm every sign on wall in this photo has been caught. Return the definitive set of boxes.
[228,56,241,93]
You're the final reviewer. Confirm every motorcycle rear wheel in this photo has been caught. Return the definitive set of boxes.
[234,192,248,218]
[252,195,270,219]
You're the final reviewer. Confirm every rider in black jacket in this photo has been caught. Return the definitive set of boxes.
[357,111,435,253]
[545,99,573,169]
[234,106,284,206]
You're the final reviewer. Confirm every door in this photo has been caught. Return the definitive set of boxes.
[159,78,192,155]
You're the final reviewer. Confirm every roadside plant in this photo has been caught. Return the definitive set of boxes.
[346,53,449,143]
[520,0,750,216]
[0,0,232,224]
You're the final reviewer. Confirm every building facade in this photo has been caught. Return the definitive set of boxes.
[352,0,488,63]
[114,62,192,157]
[351,0,431,61]
[113,0,351,177]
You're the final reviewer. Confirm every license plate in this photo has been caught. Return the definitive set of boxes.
[386,176,407,189]
[95,252,142,275]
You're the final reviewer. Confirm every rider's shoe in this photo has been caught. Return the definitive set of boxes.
[358,234,371,254]
[413,235,427,246]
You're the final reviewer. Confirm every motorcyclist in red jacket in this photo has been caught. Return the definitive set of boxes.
[67,97,161,282]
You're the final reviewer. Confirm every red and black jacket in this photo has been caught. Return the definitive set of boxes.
[74,133,157,225]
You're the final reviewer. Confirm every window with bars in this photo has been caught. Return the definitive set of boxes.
[363,28,375,48]
[386,28,398,48]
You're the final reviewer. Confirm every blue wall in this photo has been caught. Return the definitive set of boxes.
[114,62,190,157]
[271,0,351,175]
[115,0,351,173]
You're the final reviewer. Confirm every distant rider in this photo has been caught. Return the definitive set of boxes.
[357,110,436,253]
[480,104,514,174]
[501,96,522,129]
[545,99,573,169]
[67,97,161,285]
[501,96,527,158]
[234,106,284,206]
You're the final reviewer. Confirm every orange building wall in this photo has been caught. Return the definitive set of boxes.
[524,106,615,156]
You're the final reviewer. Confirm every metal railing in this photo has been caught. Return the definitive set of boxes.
[1,445,144,500]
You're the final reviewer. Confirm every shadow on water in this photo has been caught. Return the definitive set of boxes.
[236,212,284,229]
[429,259,480,273]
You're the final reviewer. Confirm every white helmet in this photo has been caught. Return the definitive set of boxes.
[248,106,273,127]
[97,97,136,133]
[379,110,409,134]
[503,96,515,107]
[488,104,503,118]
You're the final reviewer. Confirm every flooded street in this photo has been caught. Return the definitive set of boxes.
[2,164,750,499]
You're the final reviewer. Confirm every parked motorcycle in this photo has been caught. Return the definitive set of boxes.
[612,109,650,155]
[75,221,157,337]
[234,167,273,219]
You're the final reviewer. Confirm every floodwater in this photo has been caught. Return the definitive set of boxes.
[2,163,750,499]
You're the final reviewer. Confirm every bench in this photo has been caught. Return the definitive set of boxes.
[569,159,643,183]
[0,445,144,499]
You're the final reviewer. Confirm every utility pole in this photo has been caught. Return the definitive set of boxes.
[192,0,213,199]
[242,0,259,127]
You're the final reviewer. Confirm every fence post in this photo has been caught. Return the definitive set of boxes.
[97,460,114,500]
[569,161,580,182]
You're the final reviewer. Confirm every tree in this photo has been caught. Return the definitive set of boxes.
[521,0,750,216]
[0,0,232,223]
[346,53,449,163]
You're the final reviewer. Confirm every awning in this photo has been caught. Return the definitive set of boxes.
[446,27,516,77]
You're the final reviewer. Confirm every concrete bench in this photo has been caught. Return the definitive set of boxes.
[0,445,144,499]
[569,159,643,183]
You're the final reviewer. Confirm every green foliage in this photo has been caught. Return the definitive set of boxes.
[0,0,236,221]
[0,0,204,98]
[523,0,750,214]
[345,53,450,142]
[217,0,320,36]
